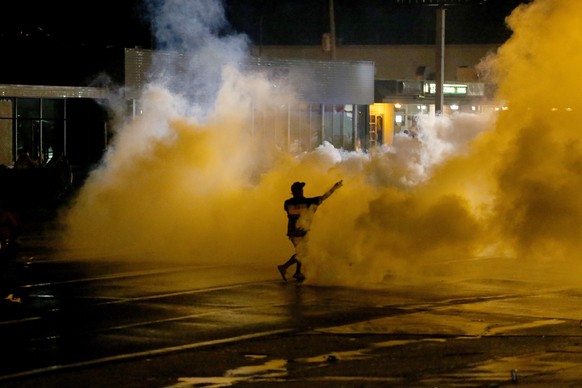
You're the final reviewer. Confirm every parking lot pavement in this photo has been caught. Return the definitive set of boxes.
[4,225,582,386]
[3,270,582,387]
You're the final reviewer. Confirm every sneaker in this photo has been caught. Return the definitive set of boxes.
[277,265,287,282]
[293,272,305,282]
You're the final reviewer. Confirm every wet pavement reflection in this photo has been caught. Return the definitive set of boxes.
[2,244,582,387]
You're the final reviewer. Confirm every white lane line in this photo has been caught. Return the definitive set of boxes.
[0,281,278,326]
[0,328,294,382]
[98,280,277,304]
[22,264,236,288]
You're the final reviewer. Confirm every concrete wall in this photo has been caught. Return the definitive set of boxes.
[251,44,500,82]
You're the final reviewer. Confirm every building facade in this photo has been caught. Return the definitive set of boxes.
[0,44,500,173]
[253,44,500,146]
[0,85,110,173]
[124,49,376,152]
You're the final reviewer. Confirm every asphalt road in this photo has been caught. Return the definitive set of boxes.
[2,230,582,387]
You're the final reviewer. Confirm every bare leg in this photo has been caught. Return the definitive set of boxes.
[282,254,298,269]
[279,237,306,282]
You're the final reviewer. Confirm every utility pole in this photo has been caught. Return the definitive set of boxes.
[435,5,445,115]
[329,0,336,60]
[396,0,487,115]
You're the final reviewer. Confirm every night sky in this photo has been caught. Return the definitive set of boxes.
[0,0,529,48]
[224,0,529,45]
[0,0,529,85]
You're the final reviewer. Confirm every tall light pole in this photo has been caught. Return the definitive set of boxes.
[396,0,487,115]
[435,5,445,115]
[329,0,337,60]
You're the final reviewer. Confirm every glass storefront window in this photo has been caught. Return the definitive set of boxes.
[17,98,40,119]
[16,119,41,163]
[41,120,65,163]
[332,105,343,147]
[289,103,311,153]
[309,104,322,150]
[42,99,65,119]
[323,104,334,146]
[343,105,354,149]
[249,102,366,154]
[13,98,66,165]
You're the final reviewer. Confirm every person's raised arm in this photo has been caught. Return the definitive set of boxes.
[320,180,343,203]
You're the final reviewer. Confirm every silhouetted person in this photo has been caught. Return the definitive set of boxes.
[45,152,73,205]
[278,180,343,282]
[14,151,37,170]
[0,201,22,303]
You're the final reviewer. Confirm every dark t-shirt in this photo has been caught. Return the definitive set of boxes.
[284,196,323,237]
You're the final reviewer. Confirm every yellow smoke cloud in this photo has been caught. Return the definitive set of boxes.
[484,0,582,261]
[57,0,582,288]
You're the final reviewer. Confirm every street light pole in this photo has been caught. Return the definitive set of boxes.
[329,0,336,60]
[396,0,487,115]
[435,6,445,115]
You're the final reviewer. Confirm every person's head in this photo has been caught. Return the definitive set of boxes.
[291,181,305,197]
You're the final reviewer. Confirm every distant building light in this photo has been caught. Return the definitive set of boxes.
[424,83,468,95]
[450,104,459,110]
[394,103,402,109]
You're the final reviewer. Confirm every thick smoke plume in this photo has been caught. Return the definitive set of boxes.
[58,0,582,288]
